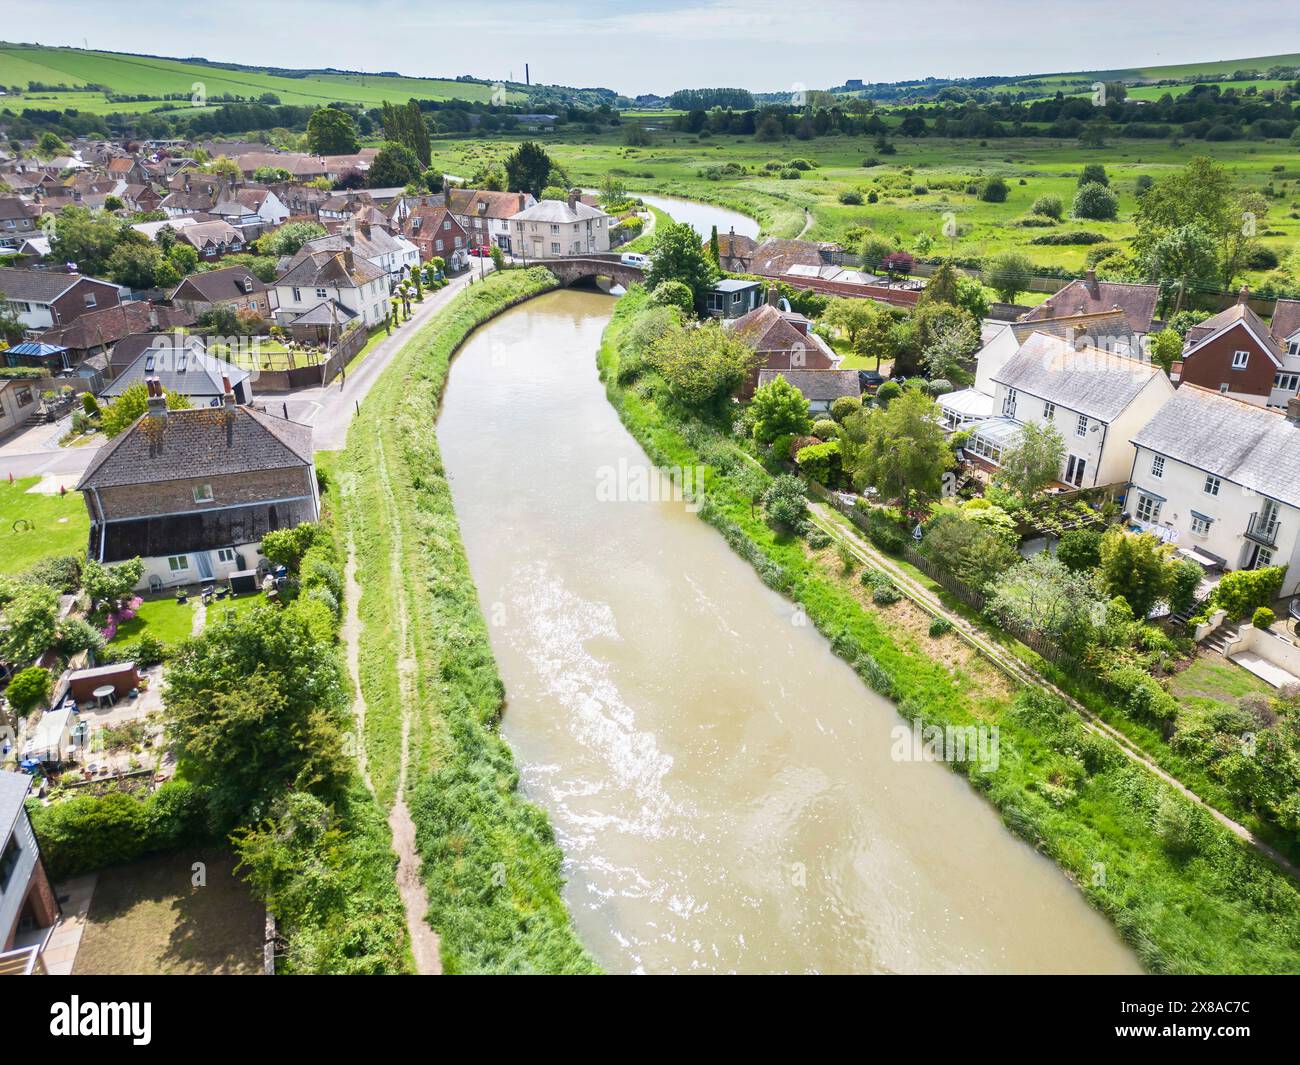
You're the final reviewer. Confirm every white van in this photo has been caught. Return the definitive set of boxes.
[620,252,649,268]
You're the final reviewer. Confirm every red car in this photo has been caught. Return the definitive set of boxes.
[468,244,492,257]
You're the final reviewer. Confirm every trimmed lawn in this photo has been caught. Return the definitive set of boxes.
[0,477,88,576]
[71,849,264,975]
[204,591,273,629]
[110,595,198,648]
[1170,655,1274,708]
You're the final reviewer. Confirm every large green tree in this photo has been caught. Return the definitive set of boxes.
[750,374,812,445]
[49,206,128,275]
[1097,529,1173,619]
[648,320,755,413]
[999,420,1066,499]
[305,107,360,155]
[367,141,422,189]
[503,141,554,198]
[842,389,953,504]
[645,220,719,312]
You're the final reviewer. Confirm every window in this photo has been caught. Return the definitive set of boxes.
[83,292,97,308]
[1075,413,1088,437]
[1203,474,1221,496]
[292,287,302,302]
[15,388,33,408]
[550,224,559,233]
[0,836,20,892]
[1219,383,1230,394]
[1274,372,1300,392]
[216,548,237,564]
[192,483,213,504]
[1065,454,1086,487]
[1001,387,1017,417]
[443,220,450,230]
[1289,340,1300,356]
[1135,493,1162,523]
[1043,401,1055,422]
[1232,350,1250,369]
[315,287,327,300]
[551,242,561,254]
[1190,513,1212,536]
[1150,455,1164,478]
[1253,547,1275,569]
[167,555,189,573]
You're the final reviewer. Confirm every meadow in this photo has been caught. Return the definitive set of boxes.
[428,130,1300,284]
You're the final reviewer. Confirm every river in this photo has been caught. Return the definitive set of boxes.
[635,193,761,241]
[437,288,1140,974]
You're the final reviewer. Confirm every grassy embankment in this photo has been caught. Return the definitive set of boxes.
[597,285,1300,974]
[337,268,598,974]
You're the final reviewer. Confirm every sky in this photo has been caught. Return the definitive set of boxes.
[12,0,1300,96]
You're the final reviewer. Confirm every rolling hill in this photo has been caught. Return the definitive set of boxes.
[0,42,531,114]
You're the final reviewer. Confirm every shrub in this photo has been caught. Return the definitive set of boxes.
[1071,182,1119,221]
[830,396,861,422]
[261,523,318,571]
[979,177,1009,202]
[1056,528,1102,572]
[875,380,902,404]
[648,279,695,317]
[928,616,953,638]
[805,528,832,550]
[1211,566,1284,620]
[1031,194,1063,219]
[872,581,901,605]
[811,418,839,441]
[19,554,81,593]
[300,547,343,602]
[5,666,51,715]
[1253,606,1276,629]
[838,190,864,205]
[794,439,839,484]
[762,474,808,531]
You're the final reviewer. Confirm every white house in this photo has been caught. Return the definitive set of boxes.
[292,223,419,288]
[273,247,389,330]
[964,331,1174,489]
[1128,385,1300,594]
[511,193,611,258]
[0,771,60,963]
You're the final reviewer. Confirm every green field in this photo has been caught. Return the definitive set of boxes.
[0,476,88,575]
[429,130,1300,287]
[0,44,526,114]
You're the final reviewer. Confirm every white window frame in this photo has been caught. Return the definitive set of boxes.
[1135,493,1162,523]
[1075,413,1088,437]
[1150,455,1164,478]
[1203,474,1221,496]
[192,483,214,504]
[1232,350,1250,369]
[1190,513,1211,536]
[1002,387,1017,417]
[1042,401,1055,422]
[216,548,237,564]
[167,555,190,573]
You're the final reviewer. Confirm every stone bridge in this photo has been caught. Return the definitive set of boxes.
[528,255,645,288]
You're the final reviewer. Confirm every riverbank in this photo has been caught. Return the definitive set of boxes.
[595,285,1300,974]
[337,268,598,974]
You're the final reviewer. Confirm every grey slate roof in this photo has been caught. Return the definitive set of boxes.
[1130,385,1300,510]
[77,406,313,491]
[100,341,249,401]
[992,332,1162,422]
[0,266,104,303]
[0,770,32,849]
[511,199,609,224]
[757,369,861,402]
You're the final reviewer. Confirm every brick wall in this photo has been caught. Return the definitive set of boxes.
[1179,328,1275,399]
[95,466,314,521]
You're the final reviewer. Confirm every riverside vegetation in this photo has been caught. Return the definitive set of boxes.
[337,267,598,974]
[596,283,1300,974]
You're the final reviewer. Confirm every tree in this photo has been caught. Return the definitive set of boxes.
[1056,528,1103,572]
[48,206,127,275]
[5,666,52,716]
[648,279,695,317]
[921,316,980,381]
[819,298,877,347]
[100,382,192,438]
[979,177,1009,203]
[204,155,241,182]
[707,225,720,267]
[999,420,1066,499]
[107,242,166,289]
[164,607,349,827]
[259,221,326,258]
[1097,530,1172,618]
[921,260,962,306]
[1142,224,1218,315]
[988,554,1103,652]
[305,107,359,155]
[842,390,953,504]
[852,309,894,371]
[985,252,1036,303]
[919,508,1019,591]
[0,579,59,665]
[1148,328,1185,373]
[751,375,812,446]
[367,141,421,189]
[35,132,68,159]
[645,220,718,312]
[1072,182,1119,221]
[83,558,144,609]
[503,141,553,198]
[648,321,755,413]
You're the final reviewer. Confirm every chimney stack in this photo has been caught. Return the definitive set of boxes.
[145,377,167,420]
[342,247,354,272]
[766,285,779,307]
[1084,267,1099,298]
[221,374,236,408]
[567,189,579,211]
[1287,396,1300,426]
[1238,284,1250,306]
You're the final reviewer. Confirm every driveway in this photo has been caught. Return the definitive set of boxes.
[0,415,102,482]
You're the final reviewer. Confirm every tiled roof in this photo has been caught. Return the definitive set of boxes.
[1008,309,1133,347]
[171,266,268,303]
[756,369,861,402]
[40,302,194,351]
[748,238,828,277]
[1130,385,1300,510]
[1184,300,1284,362]
[446,188,533,220]
[77,405,313,490]
[1021,272,1160,335]
[1269,299,1300,344]
[730,303,813,353]
[0,266,109,302]
[101,341,249,400]
[992,331,1165,422]
[0,770,33,848]
[276,249,382,289]
[510,199,609,224]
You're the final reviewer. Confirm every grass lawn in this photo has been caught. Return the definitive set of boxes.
[71,849,264,975]
[0,477,88,576]
[1170,654,1274,708]
[110,595,198,648]
[205,591,273,629]
[345,324,390,370]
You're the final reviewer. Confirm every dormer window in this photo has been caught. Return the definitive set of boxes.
[193,484,214,504]
[242,277,254,293]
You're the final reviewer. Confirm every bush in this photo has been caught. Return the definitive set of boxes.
[648,279,695,316]
[300,547,343,602]
[1253,606,1276,629]
[875,380,902,404]
[838,190,864,205]
[261,524,318,571]
[105,632,166,668]
[979,177,1009,203]
[830,396,860,422]
[1056,528,1102,572]
[811,418,839,441]
[5,666,51,715]
[19,554,81,593]
[1072,182,1119,221]
[762,474,808,531]
[794,439,839,484]
[1030,194,1063,219]
[928,616,953,638]
[1211,566,1284,621]
[872,581,901,605]
[28,781,209,881]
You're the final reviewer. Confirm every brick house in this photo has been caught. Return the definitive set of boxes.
[397,199,469,270]
[0,267,121,333]
[727,293,839,399]
[1174,288,1294,408]
[76,379,319,591]
[1270,299,1300,357]
[0,771,60,967]
[39,301,194,366]
[446,189,535,253]
[175,219,245,261]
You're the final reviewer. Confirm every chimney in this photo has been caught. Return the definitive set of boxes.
[342,221,355,244]
[568,189,579,211]
[1238,284,1250,306]
[1084,268,1099,298]
[221,374,236,408]
[1288,396,1300,426]
[342,247,354,272]
[766,285,780,307]
[145,377,167,420]
[358,220,371,240]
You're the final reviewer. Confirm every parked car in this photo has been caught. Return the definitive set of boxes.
[620,252,650,268]
[468,244,492,257]
[857,369,886,394]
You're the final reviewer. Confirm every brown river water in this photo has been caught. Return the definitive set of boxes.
[437,287,1140,974]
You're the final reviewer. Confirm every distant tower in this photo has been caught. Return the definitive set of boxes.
[525,63,530,86]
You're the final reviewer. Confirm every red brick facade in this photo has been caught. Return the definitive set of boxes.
[1178,321,1277,400]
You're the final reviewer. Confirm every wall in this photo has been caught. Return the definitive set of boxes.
[1179,323,1275,402]
[96,466,314,521]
